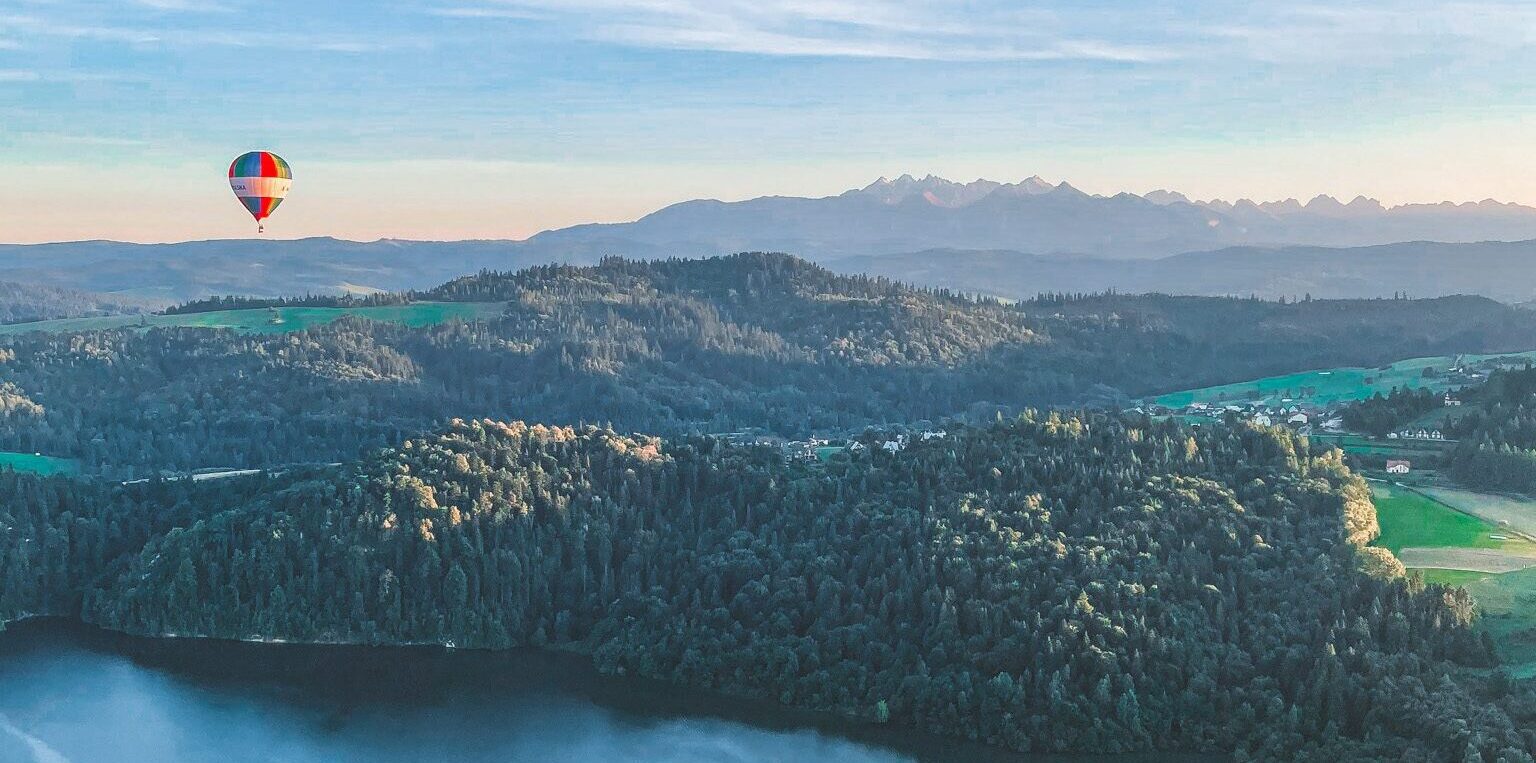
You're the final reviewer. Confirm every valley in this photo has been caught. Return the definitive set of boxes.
[2,254,1536,760]
[14,3,1536,758]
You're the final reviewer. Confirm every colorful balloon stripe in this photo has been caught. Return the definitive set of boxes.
[238,196,285,219]
[228,151,292,180]
[228,151,292,226]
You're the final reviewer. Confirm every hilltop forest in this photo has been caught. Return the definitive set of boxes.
[2,254,1536,759]
[1448,366,1536,492]
[2,254,1536,477]
[3,414,1535,761]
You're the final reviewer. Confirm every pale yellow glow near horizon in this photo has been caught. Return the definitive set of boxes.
[4,117,1534,245]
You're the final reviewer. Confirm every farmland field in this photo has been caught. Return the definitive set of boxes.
[0,451,79,475]
[0,302,507,336]
[1396,548,1536,573]
[1439,568,1536,678]
[1311,433,1448,459]
[1419,487,1536,539]
[1372,484,1536,674]
[1371,482,1536,561]
[1152,350,1536,408]
[815,446,847,462]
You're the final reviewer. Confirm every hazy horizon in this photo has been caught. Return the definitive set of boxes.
[8,171,1536,248]
[5,1,1536,243]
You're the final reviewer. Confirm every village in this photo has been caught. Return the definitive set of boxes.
[1134,390,1459,443]
[1131,352,1534,482]
[712,428,950,463]
[717,355,1526,473]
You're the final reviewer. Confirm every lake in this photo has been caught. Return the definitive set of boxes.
[0,619,1216,763]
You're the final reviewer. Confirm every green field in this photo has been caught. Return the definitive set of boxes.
[1372,484,1536,674]
[815,446,847,462]
[1311,433,1448,459]
[0,452,79,475]
[0,302,507,336]
[1419,487,1536,538]
[1439,568,1536,677]
[1152,350,1536,409]
[1371,483,1532,555]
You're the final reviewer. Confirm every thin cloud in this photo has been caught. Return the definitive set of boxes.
[0,11,386,53]
[1203,2,1536,64]
[132,0,237,12]
[0,14,162,45]
[437,1,1181,63]
[13,132,148,146]
[429,6,550,21]
[0,69,152,85]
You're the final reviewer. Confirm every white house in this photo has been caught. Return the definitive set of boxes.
[1386,460,1411,475]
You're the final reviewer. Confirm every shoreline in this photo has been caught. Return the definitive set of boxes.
[0,616,1224,763]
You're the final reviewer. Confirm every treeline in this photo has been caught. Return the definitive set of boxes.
[0,280,149,324]
[3,415,1533,760]
[1448,366,1536,492]
[7,253,1536,477]
[0,469,294,624]
[1342,387,1443,437]
[163,292,412,315]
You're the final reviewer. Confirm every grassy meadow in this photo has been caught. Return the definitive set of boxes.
[1153,350,1536,409]
[1441,568,1536,678]
[1311,433,1449,459]
[0,302,507,336]
[0,452,79,476]
[1372,484,1536,676]
[1372,483,1535,556]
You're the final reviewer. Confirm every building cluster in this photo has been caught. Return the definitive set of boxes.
[713,429,948,463]
[1141,400,1341,437]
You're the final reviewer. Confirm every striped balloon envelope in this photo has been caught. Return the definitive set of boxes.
[228,151,292,233]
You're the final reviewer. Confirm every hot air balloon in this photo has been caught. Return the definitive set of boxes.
[228,151,292,234]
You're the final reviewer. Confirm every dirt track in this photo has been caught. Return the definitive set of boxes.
[1419,487,1536,539]
[1397,547,1536,573]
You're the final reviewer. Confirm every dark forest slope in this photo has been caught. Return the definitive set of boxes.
[3,416,1533,760]
[2,254,1535,477]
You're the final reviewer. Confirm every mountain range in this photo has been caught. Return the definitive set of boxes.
[514,173,1536,262]
[8,174,1536,308]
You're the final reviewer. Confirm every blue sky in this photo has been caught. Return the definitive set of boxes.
[2,0,1535,242]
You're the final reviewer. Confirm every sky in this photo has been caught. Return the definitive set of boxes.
[2,0,1536,243]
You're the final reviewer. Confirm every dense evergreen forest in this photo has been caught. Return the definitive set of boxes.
[3,254,1536,478]
[1448,366,1536,492]
[2,414,1533,760]
[0,279,147,324]
[1342,387,1444,437]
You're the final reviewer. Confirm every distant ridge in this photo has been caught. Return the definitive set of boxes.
[6,175,1536,303]
[828,239,1536,304]
[511,174,1536,262]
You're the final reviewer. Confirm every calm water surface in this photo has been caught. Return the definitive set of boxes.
[0,619,1217,763]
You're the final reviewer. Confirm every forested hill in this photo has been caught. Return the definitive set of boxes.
[4,415,1533,759]
[0,279,150,324]
[1447,366,1536,492]
[3,253,1536,477]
